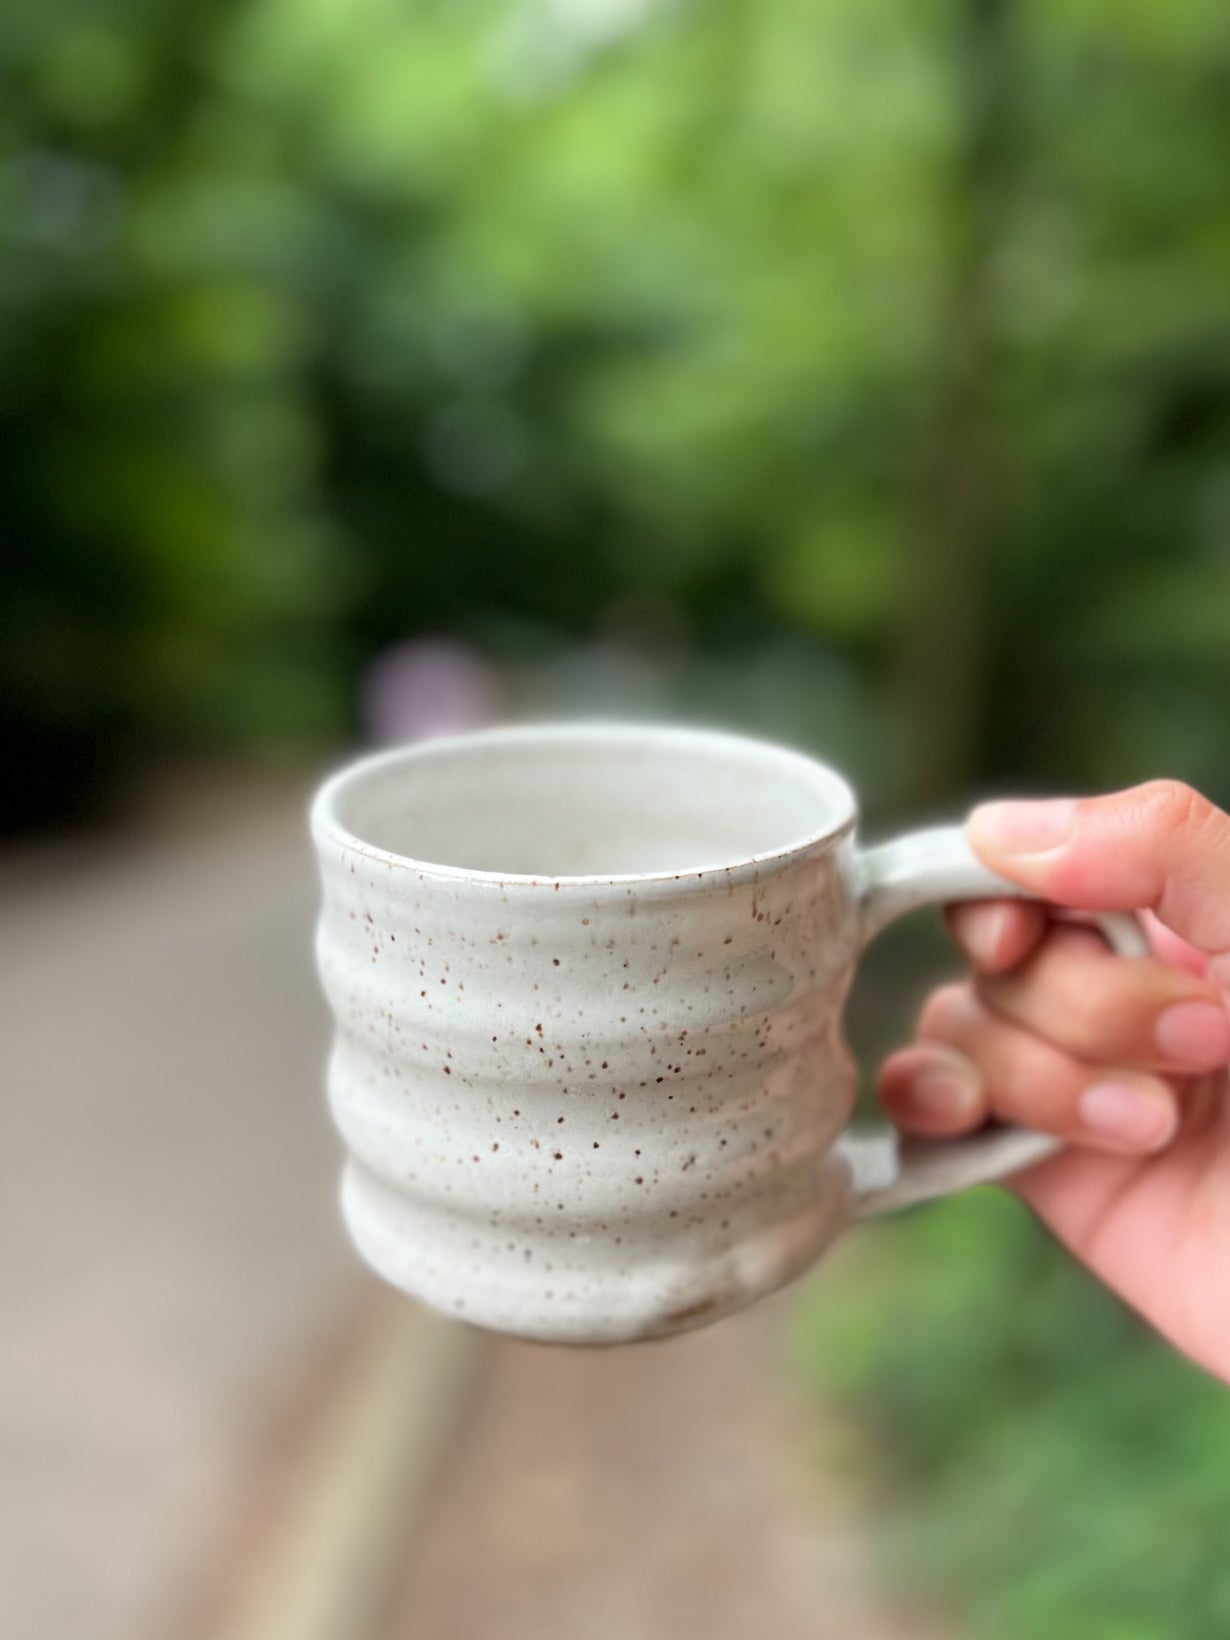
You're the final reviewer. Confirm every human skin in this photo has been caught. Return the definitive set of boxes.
[876,780,1230,1383]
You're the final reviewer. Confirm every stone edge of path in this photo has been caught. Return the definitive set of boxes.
[194,1296,486,1640]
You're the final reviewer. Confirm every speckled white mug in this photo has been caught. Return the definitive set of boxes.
[312,724,1146,1344]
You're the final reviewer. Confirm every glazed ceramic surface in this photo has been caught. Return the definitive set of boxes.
[311,724,1146,1343]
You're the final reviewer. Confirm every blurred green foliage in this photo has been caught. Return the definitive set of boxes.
[818,923,1230,1639]
[2,0,1229,823]
[792,1192,1230,1640]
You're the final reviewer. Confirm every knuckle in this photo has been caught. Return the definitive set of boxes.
[1132,779,1217,843]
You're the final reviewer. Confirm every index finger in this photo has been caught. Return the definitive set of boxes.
[968,781,1230,984]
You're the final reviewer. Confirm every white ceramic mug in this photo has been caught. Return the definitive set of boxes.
[311,723,1146,1344]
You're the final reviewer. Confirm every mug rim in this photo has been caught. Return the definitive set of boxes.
[310,721,859,891]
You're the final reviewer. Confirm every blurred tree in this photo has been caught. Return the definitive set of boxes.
[892,0,1012,804]
[1,0,1227,827]
[0,0,347,824]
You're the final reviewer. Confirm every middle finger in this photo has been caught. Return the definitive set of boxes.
[976,925,1230,1074]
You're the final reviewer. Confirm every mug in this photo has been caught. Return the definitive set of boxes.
[311,723,1146,1344]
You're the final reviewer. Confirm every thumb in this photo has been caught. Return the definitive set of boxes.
[968,780,1230,985]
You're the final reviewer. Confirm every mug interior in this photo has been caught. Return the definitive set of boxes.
[315,723,856,881]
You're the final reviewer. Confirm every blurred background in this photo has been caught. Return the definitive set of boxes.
[2,1,1229,1637]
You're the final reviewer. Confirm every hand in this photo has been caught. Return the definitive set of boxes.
[877,780,1230,1382]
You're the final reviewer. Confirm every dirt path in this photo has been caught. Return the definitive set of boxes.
[0,777,361,1640]
[388,1286,942,1640]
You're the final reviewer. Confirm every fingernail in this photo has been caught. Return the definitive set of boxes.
[1078,1082,1178,1152]
[965,904,1010,967]
[1155,1000,1230,1069]
[971,798,1077,856]
[900,1060,980,1123]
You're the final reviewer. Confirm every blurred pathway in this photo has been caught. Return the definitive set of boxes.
[386,1287,942,1640]
[0,775,362,1640]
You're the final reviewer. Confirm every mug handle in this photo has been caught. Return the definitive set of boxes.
[837,824,1151,1218]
